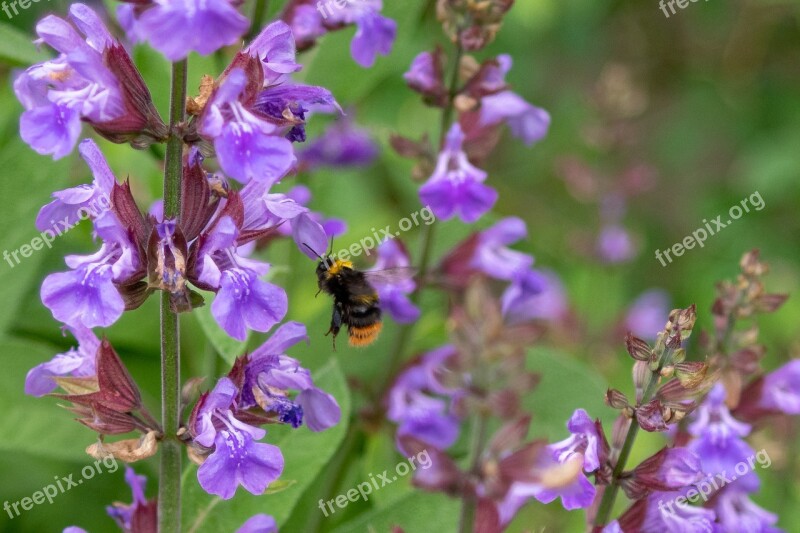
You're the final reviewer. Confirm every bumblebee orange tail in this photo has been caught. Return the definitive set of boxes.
[348,322,383,347]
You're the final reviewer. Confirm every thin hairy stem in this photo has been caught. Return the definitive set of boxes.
[159,58,187,533]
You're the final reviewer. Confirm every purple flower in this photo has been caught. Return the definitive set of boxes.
[419,123,497,223]
[194,216,288,340]
[120,0,248,61]
[479,90,550,146]
[470,218,534,280]
[237,514,278,533]
[714,487,781,533]
[106,466,150,531]
[39,144,142,329]
[633,447,704,493]
[193,378,284,499]
[287,0,396,67]
[36,139,114,232]
[534,408,601,509]
[388,346,461,453]
[199,424,284,499]
[300,115,379,169]
[636,491,718,533]
[688,384,759,492]
[198,24,340,182]
[404,51,443,96]
[625,289,671,341]
[244,322,341,431]
[14,5,124,158]
[245,21,303,86]
[25,325,99,396]
[467,54,549,146]
[500,269,549,324]
[596,224,636,263]
[369,239,420,323]
[503,269,568,323]
[199,69,296,184]
[758,360,800,415]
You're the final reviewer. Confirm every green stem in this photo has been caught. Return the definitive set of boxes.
[158,58,187,533]
[458,414,489,533]
[247,0,270,41]
[440,45,464,145]
[592,347,673,529]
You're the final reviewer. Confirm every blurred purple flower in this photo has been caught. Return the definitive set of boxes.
[25,325,99,396]
[596,224,636,263]
[758,360,800,415]
[118,0,248,61]
[472,55,550,146]
[632,447,704,493]
[714,487,781,533]
[633,491,717,532]
[106,466,151,531]
[470,217,534,281]
[501,269,548,324]
[688,383,759,492]
[237,514,278,533]
[404,51,441,94]
[388,346,461,453]
[625,289,670,341]
[300,116,379,169]
[504,269,568,323]
[535,408,601,509]
[369,239,420,324]
[285,0,396,67]
[480,90,550,146]
[419,123,497,223]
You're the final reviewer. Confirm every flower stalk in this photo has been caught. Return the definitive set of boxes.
[159,58,188,533]
[592,310,692,530]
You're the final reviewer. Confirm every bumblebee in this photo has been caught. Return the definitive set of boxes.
[314,256,384,349]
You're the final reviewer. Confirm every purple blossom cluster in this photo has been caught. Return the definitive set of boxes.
[13,0,391,521]
[188,322,340,498]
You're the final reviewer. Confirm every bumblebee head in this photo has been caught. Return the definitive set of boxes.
[316,256,353,279]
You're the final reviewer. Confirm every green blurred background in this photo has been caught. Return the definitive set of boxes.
[1,0,799,531]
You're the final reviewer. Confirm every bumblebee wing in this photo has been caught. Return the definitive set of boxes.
[362,267,418,286]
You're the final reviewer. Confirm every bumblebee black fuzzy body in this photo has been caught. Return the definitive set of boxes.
[315,257,383,348]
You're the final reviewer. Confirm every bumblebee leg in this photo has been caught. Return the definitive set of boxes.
[325,303,343,351]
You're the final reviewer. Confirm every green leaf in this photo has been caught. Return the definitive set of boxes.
[360,430,414,508]
[0,22,48,66]
[181,359,351,531]
[524,347,615,440]
[0,336,100,461]
[330,491,460,533]
[0,139,70,335]
[193,293,249,364]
